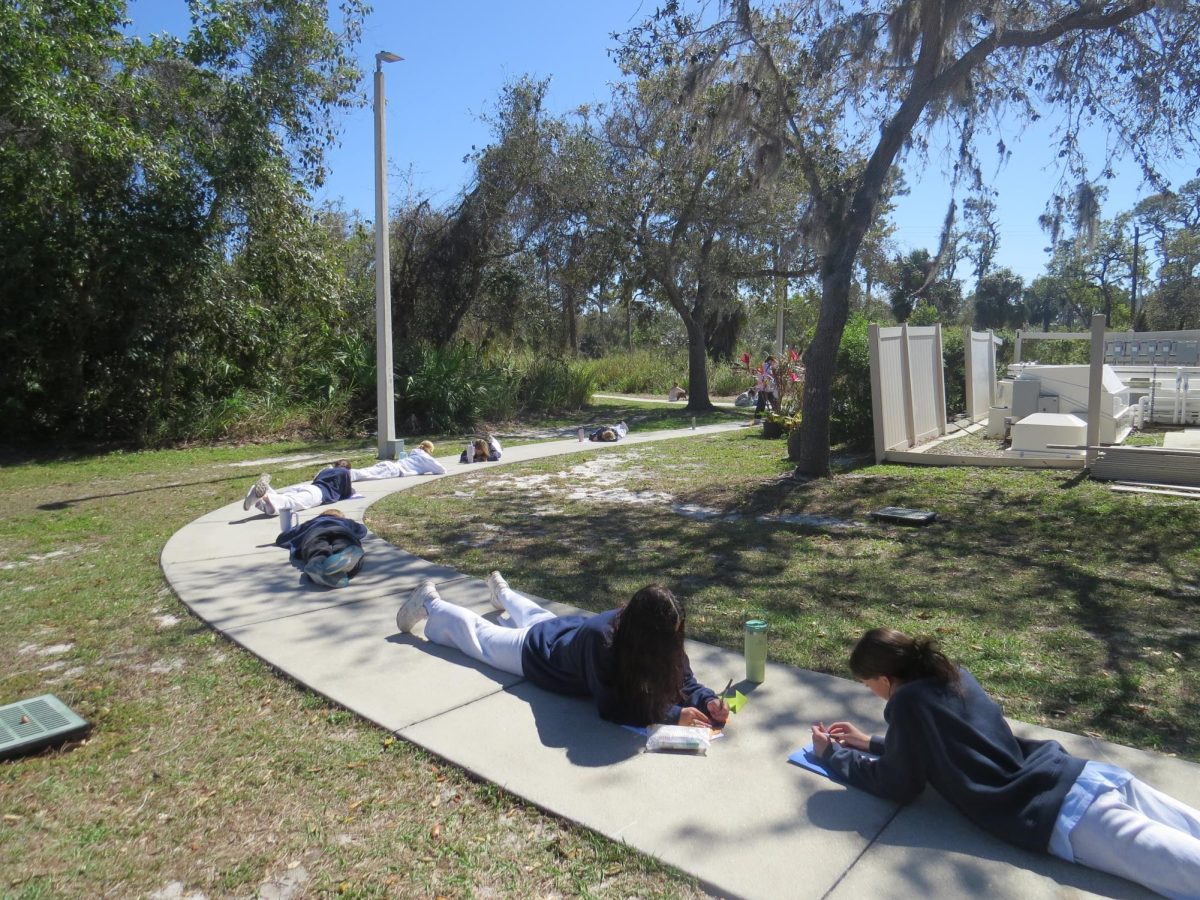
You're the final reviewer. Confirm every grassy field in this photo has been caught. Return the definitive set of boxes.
[372,427,1200,760]
[0,425,706,899]
[3,409,1196,897]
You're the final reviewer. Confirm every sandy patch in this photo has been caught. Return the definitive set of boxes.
[19,642,75,657]
[2,547,82,570]
[149,882,208,900]
[257,864,309,900]
[226,453,325,469]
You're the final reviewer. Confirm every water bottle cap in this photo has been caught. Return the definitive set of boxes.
[745,619,768,631]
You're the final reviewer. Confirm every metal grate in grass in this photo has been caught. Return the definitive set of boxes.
[0,694,91,760]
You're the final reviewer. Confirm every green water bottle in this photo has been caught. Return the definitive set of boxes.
[744,619,768,683]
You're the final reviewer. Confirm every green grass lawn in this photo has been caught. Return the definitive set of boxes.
[0,433,703,899]
[372,429,1200,759]
[2,414,1196,897]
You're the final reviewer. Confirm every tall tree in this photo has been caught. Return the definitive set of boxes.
[631,0,1200,474]
[1133,178,1200,328]
[886,248,962,322]
[972,268,1025,330]
[0,0,368,442]
[608,30,822,410]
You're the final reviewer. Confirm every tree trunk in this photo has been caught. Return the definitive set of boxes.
[564,283,578,354]
[623,278,634,350]
[683,316,715,412]
[790,262,852,475]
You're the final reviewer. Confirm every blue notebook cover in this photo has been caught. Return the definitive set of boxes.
[788,742,877,782]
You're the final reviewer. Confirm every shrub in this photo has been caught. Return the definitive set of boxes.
[395,342,489,433]
[941,328,966,418]
[829,313,873,447]
[587,349,768,397]
[394,344,596,433]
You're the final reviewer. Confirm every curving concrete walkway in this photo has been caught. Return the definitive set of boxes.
[161,423,1197,899]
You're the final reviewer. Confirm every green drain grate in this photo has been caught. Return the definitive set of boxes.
[0,694,91,761]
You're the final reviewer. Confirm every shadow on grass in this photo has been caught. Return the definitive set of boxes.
[37,473,260,511]
[379,460,1199,755]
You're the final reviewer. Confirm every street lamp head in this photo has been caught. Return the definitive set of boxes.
[375,51,403,70]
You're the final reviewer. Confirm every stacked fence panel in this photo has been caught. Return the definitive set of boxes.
[1090,446,1200,486]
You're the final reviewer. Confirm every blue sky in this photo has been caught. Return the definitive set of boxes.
[126,0,1194,284]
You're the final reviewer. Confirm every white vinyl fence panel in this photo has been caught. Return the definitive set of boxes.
[964,329,998,422]
[869,324,946,462]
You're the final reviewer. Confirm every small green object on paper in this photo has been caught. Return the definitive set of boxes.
[726,690,747,714]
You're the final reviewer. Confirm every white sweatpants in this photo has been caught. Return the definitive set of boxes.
[351,461,405,480]
[421,585,558,676]
[257,484,323,515]
[351,450,447,481]
[1067,776,1200,900]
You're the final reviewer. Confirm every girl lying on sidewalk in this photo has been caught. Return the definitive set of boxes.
[812,628,1200,900]
[349,441,446,480]
[459,434,503,463]
[396,575,729,729]
[274,509,367,589]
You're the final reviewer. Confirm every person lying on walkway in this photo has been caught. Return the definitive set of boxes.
[460,434,503,464]
[274,509,367,589]
[811,628,1200,900]
[667,382,688,401]
[242,461,353,517]
[588,421,629,442]
[348,441,446,480]
[396,575,730,729]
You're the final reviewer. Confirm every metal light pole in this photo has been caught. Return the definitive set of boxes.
[374,50,403,459]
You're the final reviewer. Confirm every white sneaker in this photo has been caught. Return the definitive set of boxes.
[396,581,436,633]
[243,473,271,510]
[487,571,509,611]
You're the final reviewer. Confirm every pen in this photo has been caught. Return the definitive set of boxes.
[720,678,733,697]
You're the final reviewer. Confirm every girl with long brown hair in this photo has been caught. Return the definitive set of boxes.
[396,574,728,728]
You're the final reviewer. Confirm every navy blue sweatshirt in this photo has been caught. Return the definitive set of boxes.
[311,466,353,503]
[820,668,1085,852]
[274,515,367,568]
[520,609,717,726]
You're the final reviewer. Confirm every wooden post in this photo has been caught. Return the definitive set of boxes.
[1086,314,1106,468]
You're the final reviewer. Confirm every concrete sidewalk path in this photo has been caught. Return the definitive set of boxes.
[592,391,740,408]
[162,423,1197,899]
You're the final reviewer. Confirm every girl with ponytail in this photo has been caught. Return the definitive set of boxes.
[812,628,1200,899]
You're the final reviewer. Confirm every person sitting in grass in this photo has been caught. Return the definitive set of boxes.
[667,382,688,401]
[588,421,629,442]
[812,627,1200,900]
[242,460,353,518]
[396,574,730,729]
[274,509,367,589]
[734,385,759,407]
[349,441,446,480]
[459,434,503,463]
